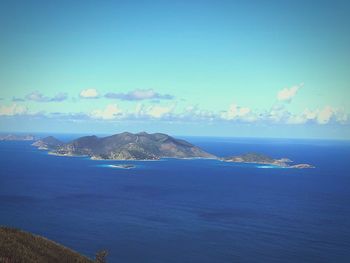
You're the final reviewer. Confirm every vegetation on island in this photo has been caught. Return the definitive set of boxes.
[2,131,314,168]
[32,132,215,160]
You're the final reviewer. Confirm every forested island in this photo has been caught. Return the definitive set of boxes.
[29,132,314,168]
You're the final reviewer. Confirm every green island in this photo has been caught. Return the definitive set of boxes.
[31,132,314,168]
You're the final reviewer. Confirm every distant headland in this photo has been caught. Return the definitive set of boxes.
[0,134,36,141]
[222,153,314,169]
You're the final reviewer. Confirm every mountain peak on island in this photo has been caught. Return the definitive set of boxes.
[36,132,215,160]
[32,136,64,150]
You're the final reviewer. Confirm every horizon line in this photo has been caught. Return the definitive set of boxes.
[1,130,349,142]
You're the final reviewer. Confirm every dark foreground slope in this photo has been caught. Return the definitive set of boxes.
[0,227,94,263]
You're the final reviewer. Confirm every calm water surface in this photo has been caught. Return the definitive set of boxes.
[1,136,350,262]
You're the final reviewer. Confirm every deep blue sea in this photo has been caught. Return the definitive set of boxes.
[1,136,350,263]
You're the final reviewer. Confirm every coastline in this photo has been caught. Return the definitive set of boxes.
[30,134,314,169]
[47,152,89,158]
[219,158,315,169]
[45,149,314,168]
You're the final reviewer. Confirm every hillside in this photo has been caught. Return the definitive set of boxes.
[0,227,94,263]
[35,132,216,160]
[32,136,64,150]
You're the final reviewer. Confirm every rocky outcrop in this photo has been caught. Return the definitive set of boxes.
[223,152,314,168]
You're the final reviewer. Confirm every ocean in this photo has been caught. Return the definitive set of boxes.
[1,136,350,262]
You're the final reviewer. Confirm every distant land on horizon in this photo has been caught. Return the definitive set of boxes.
[0,134,37,141]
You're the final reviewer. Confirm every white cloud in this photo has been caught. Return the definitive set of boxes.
[2,91,348,127]
[334,110,348,124]
[134,104,175,118]
[51,93,68,102]
[90,104,123,120]
[25,91,68,102]
[285,106,348,125]
[286,114,307,124]
[178,105,216,121]
[0,104,28,116]
[286,108,317,124]
[220,103,258,123]
[303,108,318,120]
[26,91,45,101]
[277,84,302,102]
[267,104,287,122]
[105,89,174,101]
[317,106,333,124]
[147,105,174,118]
[80,88,99,99]
[221,104,251,120]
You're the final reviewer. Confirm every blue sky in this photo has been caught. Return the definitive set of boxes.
[0,0,349,139]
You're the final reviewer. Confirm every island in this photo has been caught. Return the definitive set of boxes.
[222,153,315,168]
[32,132,215,160]
[31,132,314,168]
[0,134,36,141]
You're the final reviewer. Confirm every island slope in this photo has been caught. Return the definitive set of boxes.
[36,132,216,160]
[32,136,64,150]
[31,132,314,168]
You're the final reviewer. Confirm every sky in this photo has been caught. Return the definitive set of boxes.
[0,0,349,139]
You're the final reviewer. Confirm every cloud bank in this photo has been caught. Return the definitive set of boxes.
[25,91,68,102]
[1,102,347,126]
[0,104,28,116]
[90,104,123,120]
[1,84,348,127]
